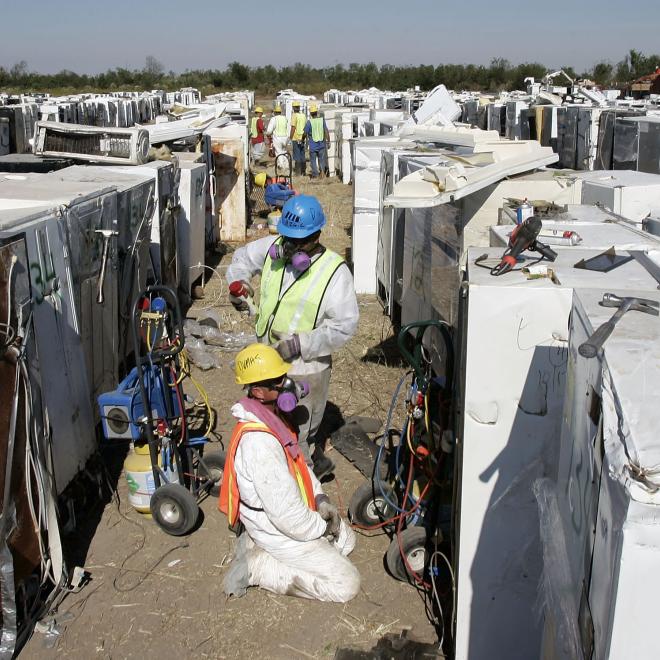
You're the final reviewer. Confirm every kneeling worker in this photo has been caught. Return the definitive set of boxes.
[226,195,358,478]
[219,344,359,602]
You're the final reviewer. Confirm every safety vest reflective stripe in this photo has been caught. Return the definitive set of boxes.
[255,239,345,341]
[292,113,306,140]
[250,117,259,138]
[218,420,316,525]
[274,115,288,137]
[310,117,324,142]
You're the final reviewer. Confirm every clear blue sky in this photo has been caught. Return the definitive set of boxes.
[1,0,658,74]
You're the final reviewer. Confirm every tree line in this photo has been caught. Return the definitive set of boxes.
[1,50,658,96]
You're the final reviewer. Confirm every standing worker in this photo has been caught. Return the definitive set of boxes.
[250,106,266,165]
[290,100,307,176]
[304,104,330,179]
[226,195,358,479]
[266,104,289,160]
[219,343,359,602]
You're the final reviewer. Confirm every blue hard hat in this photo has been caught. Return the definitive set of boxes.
[278,195,326,238]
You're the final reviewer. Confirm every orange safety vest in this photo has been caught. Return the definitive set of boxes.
[218,421,316,527]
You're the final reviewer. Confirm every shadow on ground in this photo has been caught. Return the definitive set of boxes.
[335,631,443,659]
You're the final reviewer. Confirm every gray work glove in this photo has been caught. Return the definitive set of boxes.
[228,281,253,312]
[316,495,341,540]
[272,332,301,362]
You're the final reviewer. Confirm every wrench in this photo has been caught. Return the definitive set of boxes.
[95,229,118,304]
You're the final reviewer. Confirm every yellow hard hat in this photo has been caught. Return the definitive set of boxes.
[254,172,267,187]
[309,104,318,113]
[274,104,282,112]
[255,106,263,114]
[292,100,301,107]
[235,344,291,385]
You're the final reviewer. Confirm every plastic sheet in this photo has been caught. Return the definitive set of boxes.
[532,478,582,660]
[198,326,255,350]
[183,319,203,338]
[185,347,218,371]
[184,336,206,351]
[0,507,17,660]
[197,310,223,329]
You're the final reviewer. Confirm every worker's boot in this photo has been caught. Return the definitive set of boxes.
[312,447,335,480]
[223,533,250,598]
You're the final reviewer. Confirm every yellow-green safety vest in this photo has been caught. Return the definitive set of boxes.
[310,117,325,142]
[255,239,345,341]
[292,112,306,141]
[250,117,260,139]
[274,115,288,137]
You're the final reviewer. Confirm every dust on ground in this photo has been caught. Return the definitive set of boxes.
[21,171,440,659]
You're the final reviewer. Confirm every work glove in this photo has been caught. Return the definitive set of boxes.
[316,495,341,540]
[228,281,253,312]
[334,519,356,556]
[272,332,301,362]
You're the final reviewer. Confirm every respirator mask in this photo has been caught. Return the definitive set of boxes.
[268,240,312,273]
[274,377,309,412]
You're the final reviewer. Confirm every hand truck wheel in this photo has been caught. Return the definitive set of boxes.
[150,483,199,536]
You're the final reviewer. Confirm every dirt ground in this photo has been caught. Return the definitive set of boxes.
[21,168,441,659]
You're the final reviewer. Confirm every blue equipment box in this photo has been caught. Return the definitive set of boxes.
[98,366,180,441]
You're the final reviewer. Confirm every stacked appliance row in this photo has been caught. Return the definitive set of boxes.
[365,131,660,655]
[0,151,215,648]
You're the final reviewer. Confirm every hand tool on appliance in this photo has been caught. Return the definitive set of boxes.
[95,229,118,304]
[578,293,659,358]
[629,251,660,290]
[491,216,557,276]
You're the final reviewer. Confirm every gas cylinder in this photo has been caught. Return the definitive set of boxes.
[516,199,533,225]
[267,209,281,234]
[124,444,178,515]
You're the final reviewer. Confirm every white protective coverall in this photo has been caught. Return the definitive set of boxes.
[226,235,359,458]
[227,403,360,602]
[266,115,290,157]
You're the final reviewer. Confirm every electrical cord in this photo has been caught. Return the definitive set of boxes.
[430,547,456,649]
[195,263,232,311]
[371,371,411,515]
[174,349,215,437]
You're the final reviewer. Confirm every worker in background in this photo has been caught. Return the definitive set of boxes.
[219,344,359,602]
[304,104,330,179]
[226,195,358,480]
[266,104,289,160]
[250,106,266,164]
[289,100,307,176]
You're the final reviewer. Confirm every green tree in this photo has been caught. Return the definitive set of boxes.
[591,61,613,86]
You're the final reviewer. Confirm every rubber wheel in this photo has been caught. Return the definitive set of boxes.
[150,483,199,536]
[386,526,428,582]
[348,481,398,526]
[199,451,226,498]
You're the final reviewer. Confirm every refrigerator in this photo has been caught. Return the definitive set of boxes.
[377,150,448,321]
[455,247,659,659]
[51,165,156,365]
[351,137,416,294]
[0,206,96,495]
[175,160,207,296]
[0,175,122,410]
[579,169,660,224]
[546,286,660,659]
[105,161,179,289]
[613,116,660,174]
